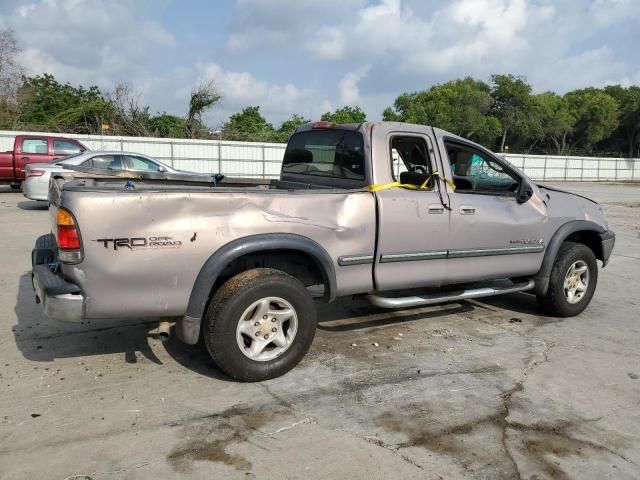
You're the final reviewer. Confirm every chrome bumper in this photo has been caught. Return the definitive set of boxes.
[32,267,84,322]
[32,234,85,323]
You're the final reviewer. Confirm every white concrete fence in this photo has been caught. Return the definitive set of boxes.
[2,129,639,182]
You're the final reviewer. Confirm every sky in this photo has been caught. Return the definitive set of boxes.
[1,0,639,128]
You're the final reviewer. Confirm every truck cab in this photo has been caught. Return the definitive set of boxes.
[0,135,86,188]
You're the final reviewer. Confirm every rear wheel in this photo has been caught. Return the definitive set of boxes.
[10,182,21,190]
[202,268,317,381]
[537,242,598,317]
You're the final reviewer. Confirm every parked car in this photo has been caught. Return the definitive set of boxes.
[23,151,183,201]
[32,121,615,381]
[0,135,86,189]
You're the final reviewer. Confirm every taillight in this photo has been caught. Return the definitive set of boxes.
[58,227,80,250]
[57,208,83,262]
[27,169,45,177]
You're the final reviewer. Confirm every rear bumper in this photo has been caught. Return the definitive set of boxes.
[22,175,50,201]
[32,234,85,322]
[32,266,85,322]
[599,230,615,267]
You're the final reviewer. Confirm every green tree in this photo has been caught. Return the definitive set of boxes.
[223,106,275,141]
[148,113,186,138]
[383,77,502,146]
[320,106,366,124]
[532,92,575,155]
[490,74,539,152]
[564,88,619,153]
[603,85,640,157]
[185,81,220,138]
[275,114,310,142]
[16,73,106,130]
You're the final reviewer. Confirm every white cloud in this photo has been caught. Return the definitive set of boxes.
[2,0,639,127]
[339,67,369,105]
[305,26,345,61]
[195,63,328,125]
[3,0,175,90]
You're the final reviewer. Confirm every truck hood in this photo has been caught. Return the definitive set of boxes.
[537,183,598,205]
[538,184,608,229]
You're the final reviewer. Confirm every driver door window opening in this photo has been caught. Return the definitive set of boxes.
[445,141,520,195]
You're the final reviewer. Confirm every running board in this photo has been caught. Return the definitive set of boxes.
[366,280,535,309]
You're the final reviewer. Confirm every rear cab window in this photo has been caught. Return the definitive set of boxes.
[281,128,366,188]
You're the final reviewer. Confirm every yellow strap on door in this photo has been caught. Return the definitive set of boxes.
[366,171,456,192]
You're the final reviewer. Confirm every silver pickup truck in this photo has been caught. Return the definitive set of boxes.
[32,121,615,381]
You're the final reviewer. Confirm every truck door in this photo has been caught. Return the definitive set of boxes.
[15,137,51,180]
[374,132,450,291]
[440,138,547,283]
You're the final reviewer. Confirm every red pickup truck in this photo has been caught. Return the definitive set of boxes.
[0,135,87,189]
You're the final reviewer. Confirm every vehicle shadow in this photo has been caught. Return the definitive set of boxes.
[13,270,548,382]
[316,296,476,332]
[17,200,48,210]
[13,272,233,380]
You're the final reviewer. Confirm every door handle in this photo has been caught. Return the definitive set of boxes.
[20,157,29,160]
[428,204,444,214]
[459,205,475,215]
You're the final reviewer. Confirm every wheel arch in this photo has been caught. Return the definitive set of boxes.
[534,220,605,295]
[177,233,336,345]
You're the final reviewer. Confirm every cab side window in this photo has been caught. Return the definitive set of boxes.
[390,136,436,189]
[446,142,519,194]
[22,138,48,154]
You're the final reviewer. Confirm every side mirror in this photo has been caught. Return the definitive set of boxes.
[516,180,534,204]
[158,166,168,173]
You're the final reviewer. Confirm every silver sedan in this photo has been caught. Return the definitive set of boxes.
[23,151,181,201]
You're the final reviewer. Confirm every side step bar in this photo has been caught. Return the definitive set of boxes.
[366,280,535,309]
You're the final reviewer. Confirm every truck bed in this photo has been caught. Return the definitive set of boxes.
[53,175,376,319]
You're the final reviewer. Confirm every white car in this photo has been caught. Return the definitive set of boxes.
[23,151,182,201]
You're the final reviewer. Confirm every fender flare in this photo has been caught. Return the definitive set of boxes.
[177,233,337,345]
[533,220,605,295]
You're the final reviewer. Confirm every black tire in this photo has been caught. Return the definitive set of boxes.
[537,241,598,317]
[202,268,317,381]
[10,183,21,190]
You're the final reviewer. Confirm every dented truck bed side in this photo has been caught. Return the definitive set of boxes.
[58,186,376,319]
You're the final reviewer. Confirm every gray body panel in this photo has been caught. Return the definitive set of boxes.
[60,188,375,318]
[43,122,611,324]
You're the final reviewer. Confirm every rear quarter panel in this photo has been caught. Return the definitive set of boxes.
[60,189,376,318]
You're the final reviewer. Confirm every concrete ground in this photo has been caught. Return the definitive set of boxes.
[0,182,639,480]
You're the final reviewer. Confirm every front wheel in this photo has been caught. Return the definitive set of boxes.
[10,182,21,190]
[202,268,317,381]
[537,242,598,317]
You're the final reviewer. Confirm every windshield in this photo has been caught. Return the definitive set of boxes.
[282,130,365,181]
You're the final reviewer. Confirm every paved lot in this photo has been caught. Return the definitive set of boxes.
[1,183,639,480]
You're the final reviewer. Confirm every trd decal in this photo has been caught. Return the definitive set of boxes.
[94,236,182,250]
